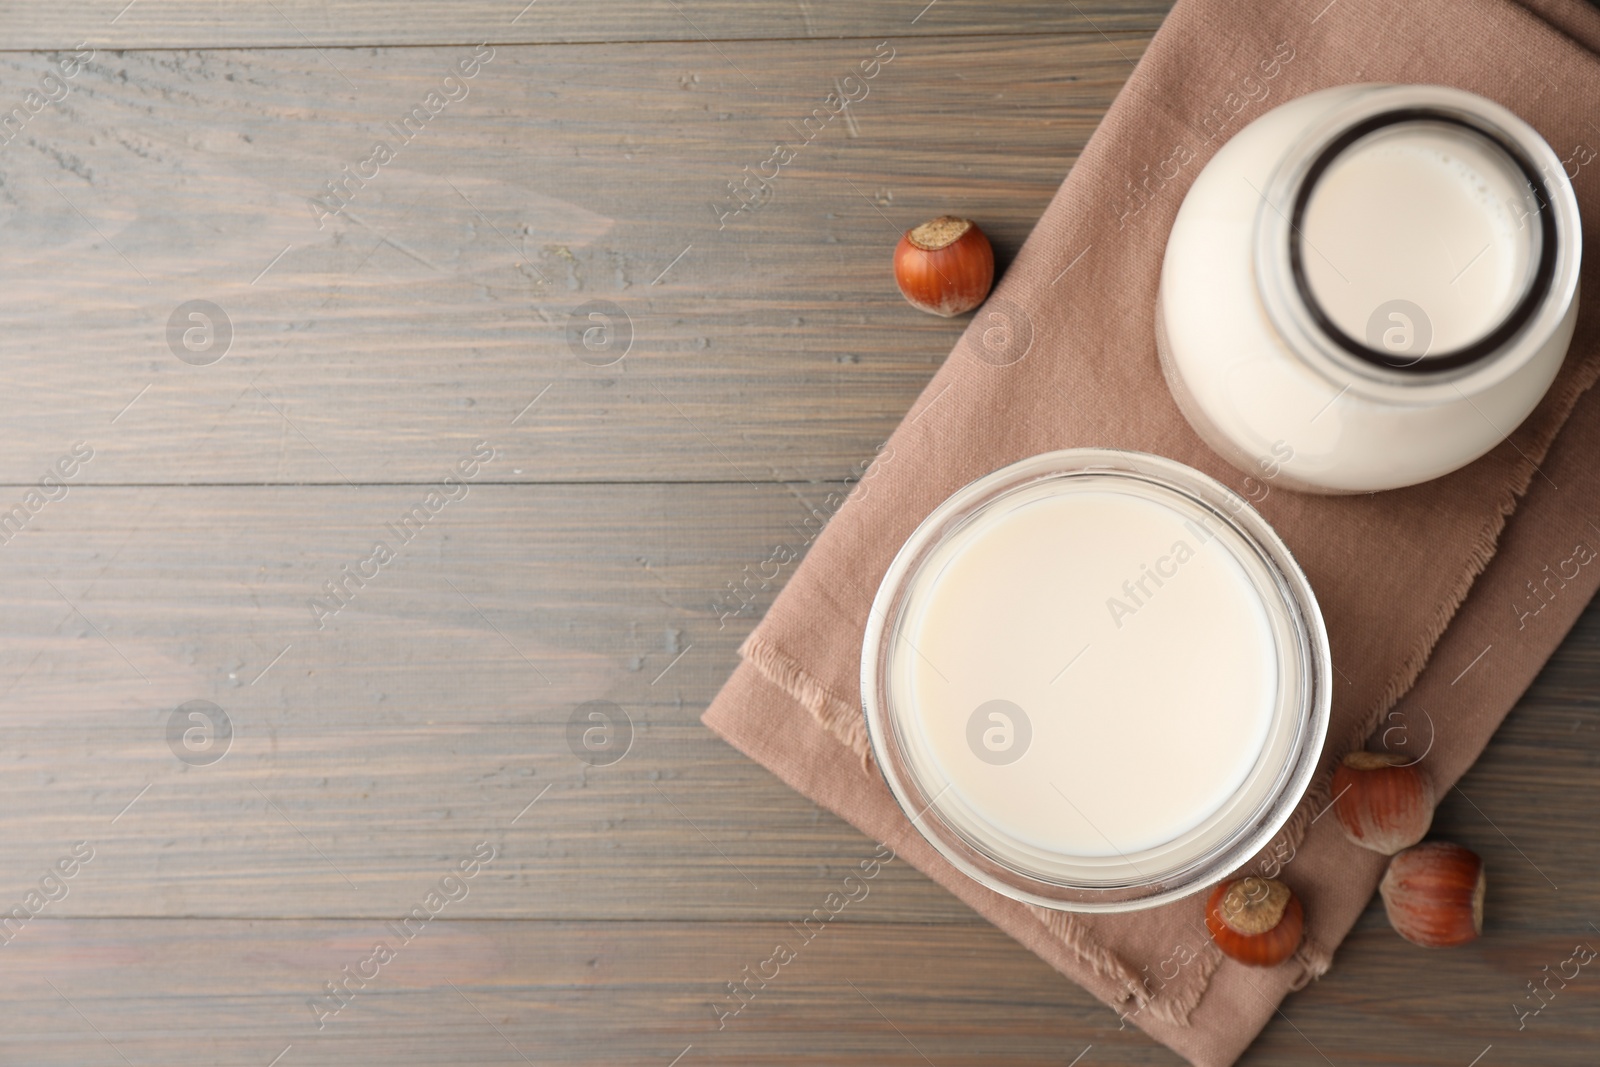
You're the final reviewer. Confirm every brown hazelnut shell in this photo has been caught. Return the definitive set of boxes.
[893,216,995,317]
[1205,876,1305,967]
[1380,841,1485,948]
[1332,750,1435,855]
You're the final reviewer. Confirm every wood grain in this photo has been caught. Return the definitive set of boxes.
[0,34,1139,486]
[0,481,971,920]
[3,919,1180,1066]
[1,0,1174,49]
[2,907,1598,1067]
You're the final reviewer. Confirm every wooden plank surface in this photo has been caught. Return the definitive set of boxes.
[0,482,973,920]
[0,1,1173,49]
[0,34,1137,485]
[0,0,1597,1064]
[0,900,1596,1067]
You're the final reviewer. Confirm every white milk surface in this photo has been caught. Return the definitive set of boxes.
[1301,122,1534,355]
[895,486,1278,859]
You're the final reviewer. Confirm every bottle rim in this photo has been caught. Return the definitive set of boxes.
[1256,85,1582,405]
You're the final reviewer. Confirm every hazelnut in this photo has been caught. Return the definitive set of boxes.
[1332,750,1435,855]
[1380,841,1485,948]
[893,216,995,317]
[1205,876,1304,967]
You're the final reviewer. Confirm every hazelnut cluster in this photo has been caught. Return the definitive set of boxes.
[1206,749,1485,967]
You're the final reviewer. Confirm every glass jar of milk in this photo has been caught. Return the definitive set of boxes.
[863,450,1330,912]
[1158,84,1582,493]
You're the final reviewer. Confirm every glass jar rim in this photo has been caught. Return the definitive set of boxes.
[860,449,1331,912]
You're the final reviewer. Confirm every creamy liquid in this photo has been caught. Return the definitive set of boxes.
[1301,121,1536,355]
[893,484,1277,859]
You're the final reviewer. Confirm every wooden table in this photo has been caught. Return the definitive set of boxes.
[1,2,1595,1063]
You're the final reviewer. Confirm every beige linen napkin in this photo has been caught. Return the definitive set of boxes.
[703,0,1600,1061]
